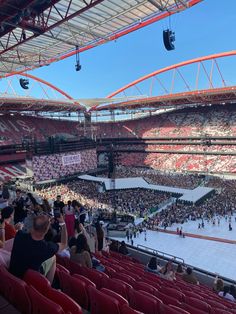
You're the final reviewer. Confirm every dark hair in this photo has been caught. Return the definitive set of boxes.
[186,267,193,275]
[95,221,104,239]
[148,257,157,270]
[223,286,230,296]
[230,285,236,298]
[1,206,14,219]
[176,264,184,273]
[33,215,50,234]
[75,234,90,254]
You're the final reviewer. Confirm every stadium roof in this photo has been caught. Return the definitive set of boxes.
[0,0,201,77]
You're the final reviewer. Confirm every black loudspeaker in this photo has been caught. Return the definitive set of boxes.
[163,29,175,51]
[19,78,29,89]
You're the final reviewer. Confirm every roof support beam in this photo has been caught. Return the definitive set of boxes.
[0,0,105,57]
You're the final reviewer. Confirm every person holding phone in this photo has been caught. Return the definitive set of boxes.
[9,214,67,284]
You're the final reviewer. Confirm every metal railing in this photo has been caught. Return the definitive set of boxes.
[137,244,185,264]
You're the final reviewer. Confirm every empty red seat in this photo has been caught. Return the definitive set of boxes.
[121,304,144,314]
[69,260,84,275]
[160,304,190,314]
[104,266,117,277]
[135,281,158,294]
[56,264,70,274]
[58,270,90,310]
[129,289,162,314]
[88,286,120,314]
[113,273,136,287]
[47,288,82,314]
[101,288,129,308]
[121,270,141,281]
[211,308,232,314]
[73,274,96,288]
[27,285,64,314]
[56,255,70,269]
[101,277,131,300]
[185,296,210,312]
[23,269,51,295]
[83,267,109,289]
[0,266,31,314]
[160,286,185,302]
[155,291,182,307]
[180,303,208,314]
[207,299,227,310]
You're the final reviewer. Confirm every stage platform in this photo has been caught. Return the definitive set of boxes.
[78,175,214,204]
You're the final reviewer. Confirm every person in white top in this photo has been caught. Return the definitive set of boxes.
[219,286,235,302]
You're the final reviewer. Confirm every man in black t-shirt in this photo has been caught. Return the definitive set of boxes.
[9,214,67,283]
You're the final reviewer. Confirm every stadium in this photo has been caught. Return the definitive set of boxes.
[0,0,236,313]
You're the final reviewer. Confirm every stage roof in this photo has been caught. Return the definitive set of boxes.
[0,0,201,77]
[0,87,236,114]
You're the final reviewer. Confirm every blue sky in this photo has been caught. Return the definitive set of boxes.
[29,0,236,99]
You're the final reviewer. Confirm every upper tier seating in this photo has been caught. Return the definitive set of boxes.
[0,114,78,145]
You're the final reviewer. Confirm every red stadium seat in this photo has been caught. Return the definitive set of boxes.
[0,266,31,314]
[47,288,82,314]
[180,303,208,314]
[211,308,233,314]
[100,288,129,307]
[27,285,64,314]
[23,269,51,295]
[104,265,117,277]
[184,296,211,312]
[207,299,227,310]
[121,304,144,314]
[101,277,131,300]
[155,291,182,307]
[88,286,120,314]
[113,273,136,287]
[58,270,90,310]
[160,304,190,314]
[69,260,84,275]
[56,255,70,269]
[135,281,158,294]
[56,264,70,274]
[129,289,162,314]
[73,274,96,289]
[160,286,185,302]
[121,270,142,281]
[82,267,109,289]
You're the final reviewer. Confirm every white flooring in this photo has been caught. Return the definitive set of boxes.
[110,221,236,281]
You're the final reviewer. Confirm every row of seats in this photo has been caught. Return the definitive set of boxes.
[56,251,236,314]
[0,265,82,314]
[96,105,236,139]
[117,152,236,173]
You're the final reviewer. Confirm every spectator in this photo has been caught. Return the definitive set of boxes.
[12,189,26,224]
[1,206,23,240]
[213,276,224,292]
[219,286,235,302]
[176,263,185,275]
[70,233,92,268]
[64,200,75,238]
[95,221,104,255]
[53,195,64,215]
[0,219,11,267]
[146,257,161,273]
[160,261,176,281]
[118,241,129,255]
[230,285,236,299]
[9,214,67,284]
[182,267,199,285]
[0,181,9,210]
